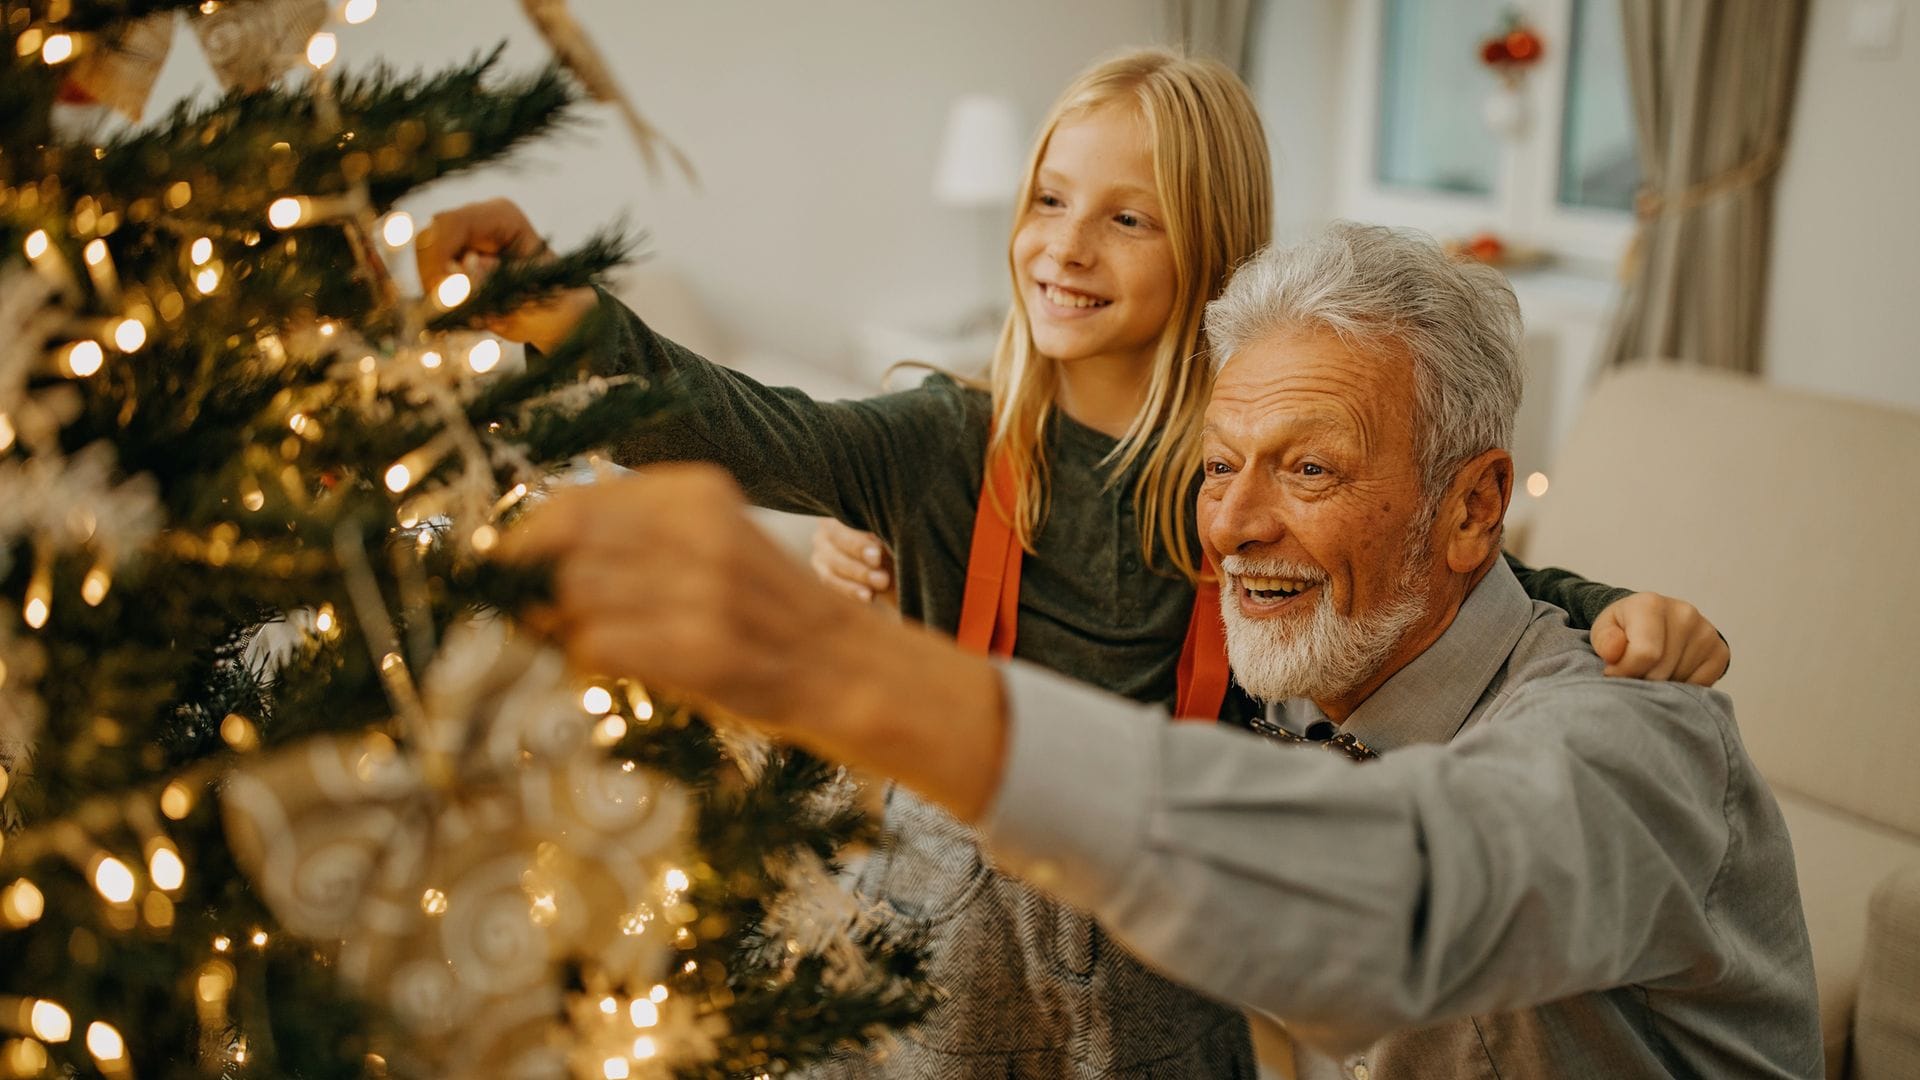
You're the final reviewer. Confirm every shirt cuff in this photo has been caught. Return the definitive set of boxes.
[976,660,1161,910]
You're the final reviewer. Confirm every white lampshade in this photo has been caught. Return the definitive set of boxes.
[932,94,1025,208]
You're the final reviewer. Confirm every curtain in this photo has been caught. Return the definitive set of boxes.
[1601,0,1808,372]
[1165,0,1256,73]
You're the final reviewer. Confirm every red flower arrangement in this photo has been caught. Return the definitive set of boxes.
[1480,11,1545,84]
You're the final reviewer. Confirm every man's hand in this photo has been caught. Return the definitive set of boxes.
[810,519,897,606]
[501,465,1008,818]
[415,198,596,353]
[1591,593,1730,686]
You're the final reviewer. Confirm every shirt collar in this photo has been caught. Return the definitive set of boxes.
[1270,556,1536,752]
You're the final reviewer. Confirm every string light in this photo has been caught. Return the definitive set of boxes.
[598,996,618,1016]
[191,237,213,264]
[467,338,502,373]
[469,524,499,552]
[648,985,669,1004]
[420,888,448,916]
[250,929,269,947]
[92,856,136,904]
[221,712,260,751]
[380,211,414,247]
[212,935,232,953]
[343,0,379,23]
[23,230,49,259]
[63,340,105,377]
[629,998,659,1027]
[602,1058,630,1080]
[195,265,222,294]
[112,317,146,352]
[28,1001,71,1043]
[1526,471,1550,498]
[664,868,690,893]
[384,463,412,493]
[2,879,45,927]
[593,714,628,746]
[85,1022,125,1064]
[24,562,51,629]
[81,566,112,606]
[160,781,195,820]
[165,181,193,209]
[83,239,107,265]
[419,349,443,369]
[582,686,615,714]
[434,272,472,308]
[314,605,337,633]
[632,1036,658,1060]
[305,32,338,68]
[0,413,15,452]
[40,34,75,65]
[149,846,186,891]
[268,197,306,230]
[2,1038,49,1073]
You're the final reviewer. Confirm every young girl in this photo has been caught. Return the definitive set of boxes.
[425,49,1726,1076]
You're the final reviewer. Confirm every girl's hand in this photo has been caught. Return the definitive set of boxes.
[810,519,897,607]
[415,198,596,353]
[1591,593,1730,686]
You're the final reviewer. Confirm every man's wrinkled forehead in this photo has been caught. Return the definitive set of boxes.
[1205,331,1412,437]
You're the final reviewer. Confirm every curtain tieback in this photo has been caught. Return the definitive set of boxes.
[1620,143,1786,279]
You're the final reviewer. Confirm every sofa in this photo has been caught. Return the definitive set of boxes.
[1523,363,1920,1079]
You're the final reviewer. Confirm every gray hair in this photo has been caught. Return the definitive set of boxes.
[1204,222,1525,500]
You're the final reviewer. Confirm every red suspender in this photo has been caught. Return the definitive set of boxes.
[955,448,1231,721]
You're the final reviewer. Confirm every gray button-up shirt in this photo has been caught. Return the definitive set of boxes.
[980,558,1822,1078]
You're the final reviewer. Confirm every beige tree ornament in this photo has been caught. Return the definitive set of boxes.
[222,621,691,1079]
[518,0,696,182]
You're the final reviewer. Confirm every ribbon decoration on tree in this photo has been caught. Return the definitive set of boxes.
[61,0,328,119]
[222,619,691,1079]
[519,0,697,183]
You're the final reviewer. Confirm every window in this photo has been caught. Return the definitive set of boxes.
[1335,0,1640,264]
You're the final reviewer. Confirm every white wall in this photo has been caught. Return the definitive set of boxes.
[1244,0,1348,244]
[142,0,1169,378]
[1764,0,1920,411]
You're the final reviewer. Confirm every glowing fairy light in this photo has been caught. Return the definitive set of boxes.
[593,714,628,745]
[648,985,669,1004]
[466,338,502,373]
[632,1036,658,1060]
[343,0,379,23]
[629,998,659,1027]
[664,868,690,893]
[64,340,105,377]
[314,605,336,634]
[305,31,337,68]
[160,781,195,820]
[212,935,232,952]
[1526,471,1550,498]
[469,524,499,553]
[83,239,108,265]
[113,318,147,352]
[419,349,443,369]
[191,237,213,264]
[85,1022,125,1063]
[23,596,48,630]
[380,211,414,248]
[29,1001,71,1042]
[582,686,615,715]
[598,996,618,1016]
[420,888,448,916]
[2,879,46,927]
[23,230,49,259]
[92,857,136,904]
[149,847,186,891]
[221,713,259,751]
[195,265,222,294]
[384,463,412,493]
[0,413,14,451]
[268,197,305,229]
[250,928,269,947]
[2,1037,48,1073]
[602,1058,630,1080]
[434,272,472,308]
[81,566,111,606]
[40,34,75,64]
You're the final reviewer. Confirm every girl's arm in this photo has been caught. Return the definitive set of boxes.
[1503,553,1730,686]
[416,199,966,542]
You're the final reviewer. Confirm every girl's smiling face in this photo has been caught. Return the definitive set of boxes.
[1012,104,1178,379]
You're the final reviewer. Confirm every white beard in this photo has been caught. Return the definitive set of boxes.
[1218,548,1432,705]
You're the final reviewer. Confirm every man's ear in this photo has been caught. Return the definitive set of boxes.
[1441,448,1512,574]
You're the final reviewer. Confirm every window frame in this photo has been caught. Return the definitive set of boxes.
[1333,0,1638,265]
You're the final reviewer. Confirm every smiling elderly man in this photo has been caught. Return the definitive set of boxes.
[510,223,1822,1078]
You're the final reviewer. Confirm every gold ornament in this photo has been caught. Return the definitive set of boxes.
[222,622,689,1078]
[189,0,329,93]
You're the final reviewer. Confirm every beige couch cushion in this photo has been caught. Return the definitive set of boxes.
[1855,864,1920,1079]
[1525,364,1920,1078]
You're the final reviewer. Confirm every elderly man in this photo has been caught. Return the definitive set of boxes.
[510,223,1821,1077]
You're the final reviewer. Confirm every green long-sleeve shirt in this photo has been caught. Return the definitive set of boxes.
[594,293,1630,716]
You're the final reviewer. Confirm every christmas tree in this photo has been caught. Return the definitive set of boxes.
[0,1,931,1076]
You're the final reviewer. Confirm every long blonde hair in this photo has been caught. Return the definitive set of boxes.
[987,49,1271,581]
